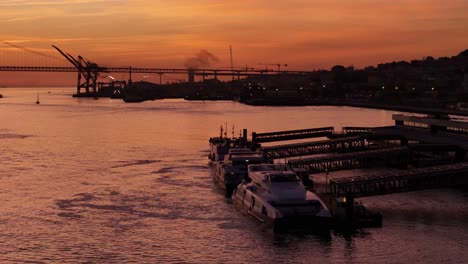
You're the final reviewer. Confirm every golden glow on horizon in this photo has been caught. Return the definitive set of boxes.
[1,0,468,73]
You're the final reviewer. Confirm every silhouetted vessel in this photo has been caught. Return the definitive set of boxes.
[232,164,332,230]
[123,96,146,103]
[208,136,232,162]
[211,148,264,196]
[208,127,255,162]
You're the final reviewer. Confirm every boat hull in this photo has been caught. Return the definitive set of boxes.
[210,164,246,197]
[232,188,332,231]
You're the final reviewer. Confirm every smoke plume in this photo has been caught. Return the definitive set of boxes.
[184,50,220,69]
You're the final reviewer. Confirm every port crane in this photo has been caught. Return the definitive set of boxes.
[52,45,106,96]
[258,63,288,71]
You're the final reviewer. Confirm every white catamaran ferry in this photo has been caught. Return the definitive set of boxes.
[232,164,332,229]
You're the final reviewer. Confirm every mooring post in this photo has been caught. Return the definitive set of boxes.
[345,194,354,220]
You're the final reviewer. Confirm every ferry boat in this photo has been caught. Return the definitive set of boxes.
[208,127,256,162]
[232,164,332,230]
[211,149,264,196]
[208,136,232,162]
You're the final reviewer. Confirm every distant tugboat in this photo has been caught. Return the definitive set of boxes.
[36,93,40,104]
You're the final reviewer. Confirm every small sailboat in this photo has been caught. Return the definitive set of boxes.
[36,92,40,104]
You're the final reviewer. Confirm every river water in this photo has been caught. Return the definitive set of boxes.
[0,87,467,263]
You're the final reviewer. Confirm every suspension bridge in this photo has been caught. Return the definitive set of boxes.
[0,42,314,97]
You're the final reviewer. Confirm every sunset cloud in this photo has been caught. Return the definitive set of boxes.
[0,0,467,76]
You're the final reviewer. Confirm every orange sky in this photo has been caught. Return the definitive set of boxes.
[1,0,468,86]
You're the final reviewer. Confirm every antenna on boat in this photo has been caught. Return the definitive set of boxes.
[224,122,228,138]
[36,92,40,104]
[232,124,235,139]
[220,124,224,139]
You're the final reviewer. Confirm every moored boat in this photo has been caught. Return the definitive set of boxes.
[208,127,254,162]
[232,164,332,230]
[211,148,265,196]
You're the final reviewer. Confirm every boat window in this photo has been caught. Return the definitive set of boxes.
[269,173,299,182]
[232,159,262,166]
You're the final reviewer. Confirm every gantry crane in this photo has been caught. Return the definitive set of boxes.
[52,45,105,96]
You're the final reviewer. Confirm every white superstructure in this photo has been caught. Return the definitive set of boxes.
[232,164,331,229]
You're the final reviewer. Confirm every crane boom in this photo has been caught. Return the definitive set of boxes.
[51,45,102,96]
[52,45,80,68]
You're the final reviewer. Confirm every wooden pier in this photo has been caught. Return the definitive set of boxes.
[329,162,468,197]
[288,147,410,173]
[262,134,411,160]
[262,136,366,160]
[252,127,334,143]
[342,126,373,135]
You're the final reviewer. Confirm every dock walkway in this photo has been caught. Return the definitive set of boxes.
[252,127,334,143]
[288,147,409,173]
[329,162,468,197]
[262,136,365,159]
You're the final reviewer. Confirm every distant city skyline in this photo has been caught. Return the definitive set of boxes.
[1,0,468,86]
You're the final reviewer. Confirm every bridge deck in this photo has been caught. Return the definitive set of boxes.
[0,66,314,76]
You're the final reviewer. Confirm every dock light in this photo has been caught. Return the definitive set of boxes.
[275,88,279,91]
[395,86,398,90]
[432,87,435,91]
[382,86,385,89]
[323,85,326,88]
[412,87,415,90]
[300,87,303,90]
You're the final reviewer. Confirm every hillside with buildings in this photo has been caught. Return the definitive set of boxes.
[123,49,468,113]
[236,49,468,112]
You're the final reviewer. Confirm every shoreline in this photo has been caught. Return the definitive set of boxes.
[242,99,468,117]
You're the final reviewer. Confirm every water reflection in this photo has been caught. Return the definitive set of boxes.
[0,88,467,263]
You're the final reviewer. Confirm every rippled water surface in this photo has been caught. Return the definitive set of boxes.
[1,88,467,263]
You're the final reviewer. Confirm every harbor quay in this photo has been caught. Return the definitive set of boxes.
[209,114,468,229]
